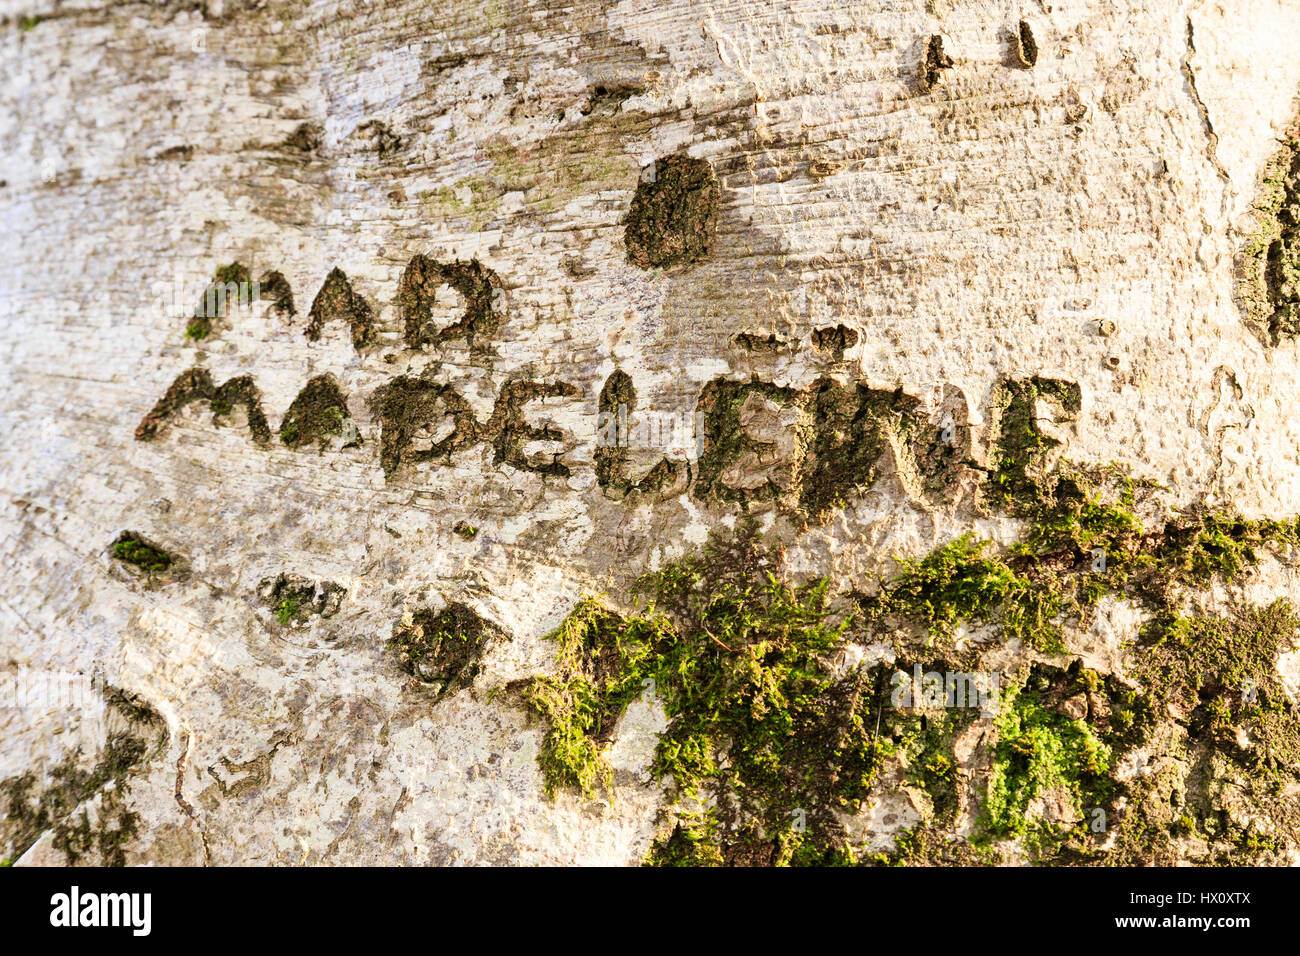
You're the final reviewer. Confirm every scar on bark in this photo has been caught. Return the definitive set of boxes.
[260,572,346,624]
[305,267,375,349]
[259,270,295,317]
[357,119,405,159]
[1010,20,1038,68]
[485,380,583,477]
[184,262,251,341]
[282,122,322,154]
[371,377,483,477]
[398,255,503,350]
[918,35,954,92]
[693,376,976,517]
[624,154,720,269]
[596,370,636,494]
[110,530,173,575]
[279,374,358,449]
[811,325,859,360]
[389,602,507,698]
[595,370,687,498]
[134,367,271,443]
[733,332,786,352]
[582,83,645,117]
[373,376,581,479]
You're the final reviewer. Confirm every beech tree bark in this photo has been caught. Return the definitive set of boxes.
[3,0,1300,865]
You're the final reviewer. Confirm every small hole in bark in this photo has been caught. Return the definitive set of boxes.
[918,35,954,92]
[1011,20,1038,69]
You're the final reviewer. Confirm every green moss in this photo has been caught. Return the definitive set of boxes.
[646,816,726,866]
[1105,762,1192,866]
[859,409,1300,661]
[983,672,1113,841]
[19,15,41,31]
[107,689,162,726]
[518,521,889,863]
[1136,601,1300,776]
[184,315,210,341]
[514,474,1300,863]
[262,573,345,626]
[520,599,665,797]
[323,407,346,437]
[851,387,1300,862]
[111,532,172,573]
[1154,512,1299,590]
[868,534,1064,652]
[518,479,1296,864]
[1013,467,1144,560]
[275,597,301,625]
[390,603,503,698]
[279,375,352,449]
[876,822,1002,866]
[453,521,478,540]
[883,693,977,823]
[504,366,1300,864]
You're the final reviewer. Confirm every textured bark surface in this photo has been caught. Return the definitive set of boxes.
[3,0,1300,865]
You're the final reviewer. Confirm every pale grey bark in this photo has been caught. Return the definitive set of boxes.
[2,0,1300,864]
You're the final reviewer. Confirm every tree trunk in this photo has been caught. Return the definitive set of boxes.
[3,0,1300,865]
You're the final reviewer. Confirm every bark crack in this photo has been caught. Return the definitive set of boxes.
[174,729,213,866]
[1182,16,1229,181]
